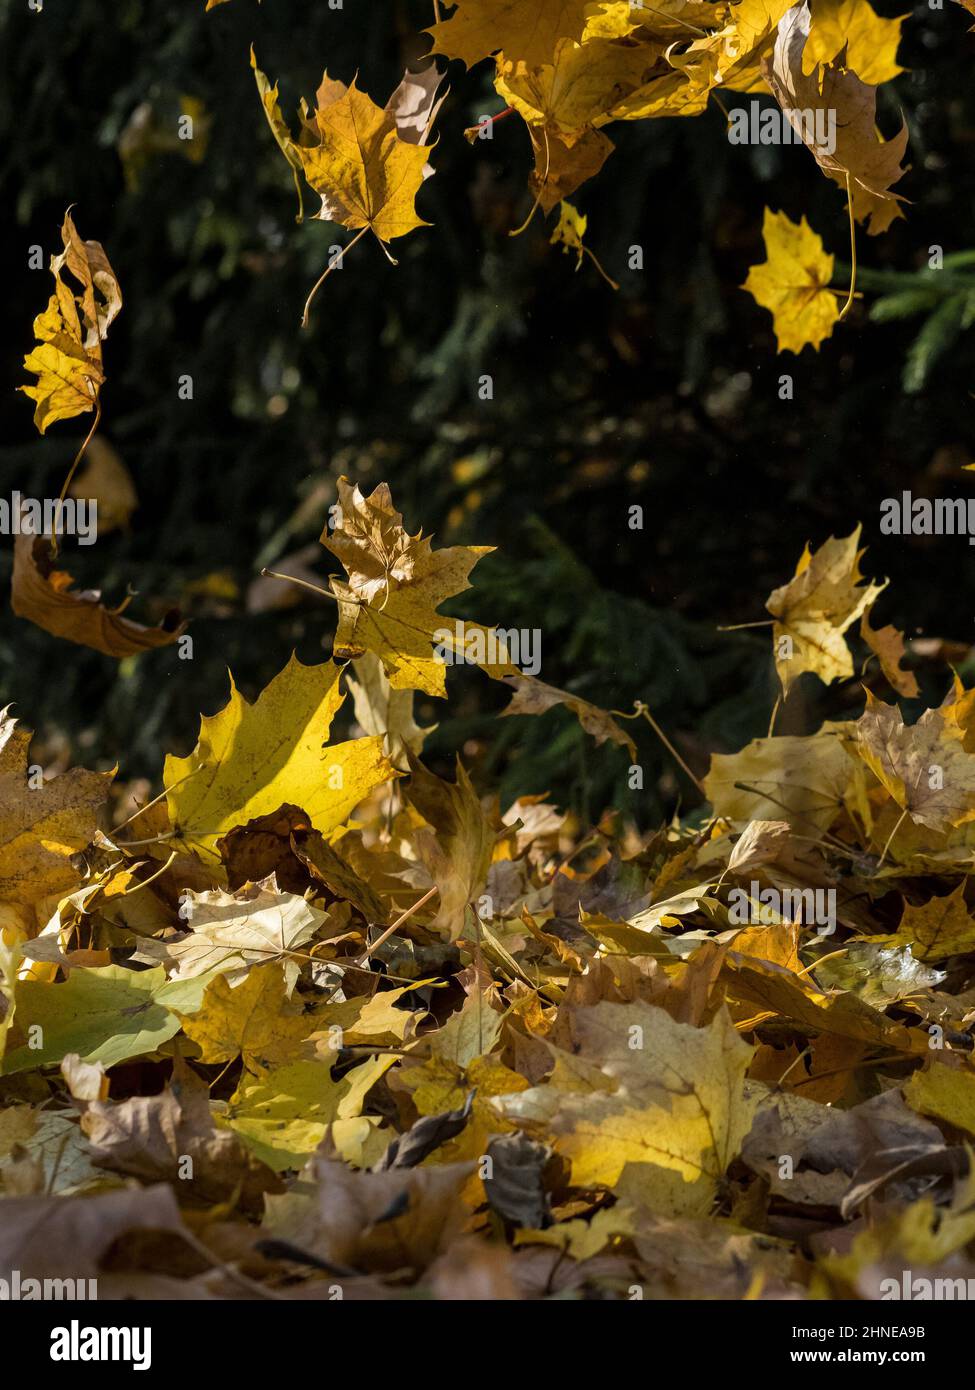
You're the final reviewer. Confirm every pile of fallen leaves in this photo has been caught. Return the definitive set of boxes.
[5,476,975,1302]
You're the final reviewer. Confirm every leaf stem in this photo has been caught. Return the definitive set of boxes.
[613,699,706,796]
[877,806,909,868]
[837,171,857,322]
[356,884,439,966]
[302,225,370,329]
[50,400,101,559]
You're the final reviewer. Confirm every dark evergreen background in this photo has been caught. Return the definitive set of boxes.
[1,0,972,822]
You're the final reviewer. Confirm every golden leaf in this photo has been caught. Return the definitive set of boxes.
[322,477,515,695]
[855,691,975,832]
[20,211,121,434]
[428,0,598,68]
[11,535,186,659]
[495,1002,758,1217]
[803,0,906,86]
[297,77,431,243]
[0,709,111,914]
[765,524,886,693]
[742,207,840,355]
[164,653,396,858]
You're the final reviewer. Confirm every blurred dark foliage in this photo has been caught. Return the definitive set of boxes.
[0,0,973,825]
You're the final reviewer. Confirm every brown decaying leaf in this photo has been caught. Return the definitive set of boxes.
[501,673,637,759]
[763,2,908,234]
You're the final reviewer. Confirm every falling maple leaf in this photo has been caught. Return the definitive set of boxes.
[322,477,516,696]
[743,207,840,354]
[428,0,601,68]
[500,673,636,757]
[11,534,186,659]
[861,610,920,699]
[763,1,909,235]
[803,0,907,86]
[297,78,432,243]
[765,524,886,693]
[250,48,307,222]
[19,210,121,435]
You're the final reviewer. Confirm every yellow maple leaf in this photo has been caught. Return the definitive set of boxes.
[496,37,659,136]
[855,691,975,833]
[765,524,886,694]
[0,708,111,915]
[429,0,598,68]
[495,1002,758,1217]
[164,652,396,858]
[704,729,855,835]
[803,0,906,87]
[223,1054,393,1170]
[322,477,516,696]
[297,77,431,244]
[906,1063,975,1136]
[176,963,319,1074]
[20,210,122,434]
[871,882,975,961]
[743,207,840,354]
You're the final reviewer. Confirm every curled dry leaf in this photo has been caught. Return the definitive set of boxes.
[860,609,920,699]
[76,1055,282,1210]
[763,2,909,235]
[11,534,186,659]
[501,672,637,758]
[20,210,122,434]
